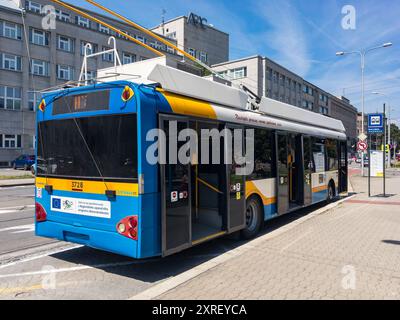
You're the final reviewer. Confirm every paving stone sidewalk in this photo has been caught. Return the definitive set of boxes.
[157,171,400,300]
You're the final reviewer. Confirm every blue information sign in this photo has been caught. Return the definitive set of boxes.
[368,114,384,134]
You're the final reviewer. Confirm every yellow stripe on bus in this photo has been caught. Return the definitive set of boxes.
[160,90,217,119]
[312,185,328,193]
[246,181,276,205]
[35,177,139,197]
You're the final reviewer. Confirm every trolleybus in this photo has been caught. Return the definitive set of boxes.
[34,58,348,259]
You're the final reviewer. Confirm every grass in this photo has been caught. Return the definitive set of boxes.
[0,174,34,180]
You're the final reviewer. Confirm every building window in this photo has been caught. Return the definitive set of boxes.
[0,86,21,110]
[303,85,313,96]
[0,21,22,40]
[166,32,176,39]
[57,35,74,52]
[30,28,49,46]
[81,41,97,55]
[30,59,49,76]
[56,10,70,22]
[319,106,329,115]
[199,51,208,63]
[76,16,90,28]
[122,52,136,64]
[188,48,196,57]
[25,1,42,13]
[0,53,22,71]
[98,24,110,34]
[0,134,21,149]
[232,67,247,79]
[319,94,328,103]
[57,65,74,80]
[102,46,114,62]
[28,91,41,111]
[86,70,96,80]
[149,41,164,50]
[302,100,313,110]
[136,35,146,43]
[267,68,272,80]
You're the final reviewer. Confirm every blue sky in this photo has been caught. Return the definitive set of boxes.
[70,0,400,125]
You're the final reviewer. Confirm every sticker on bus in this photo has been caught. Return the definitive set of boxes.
[50,196,111,219]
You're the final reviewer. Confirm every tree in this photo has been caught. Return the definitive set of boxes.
[390,123,400,153]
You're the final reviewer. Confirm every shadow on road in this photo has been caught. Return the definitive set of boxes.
[48,200,338,284]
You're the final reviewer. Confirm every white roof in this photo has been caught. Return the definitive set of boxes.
[96,57,346,135]
[0,0,21,11]
[259,97,346,133]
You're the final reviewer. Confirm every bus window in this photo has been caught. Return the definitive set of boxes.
[326,139,339,171]
[312,138,325,173]
[37,114,138,181]
[246,128,276,181]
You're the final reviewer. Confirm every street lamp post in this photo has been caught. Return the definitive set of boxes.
[336,42,393,175]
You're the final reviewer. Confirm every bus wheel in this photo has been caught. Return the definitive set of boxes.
[241,197,263,240]
[327,182,335,203]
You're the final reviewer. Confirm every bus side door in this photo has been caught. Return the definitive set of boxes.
[159,115,192,257]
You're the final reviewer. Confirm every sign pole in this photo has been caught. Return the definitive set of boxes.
[383,103,386,197]
[368,133,371,197]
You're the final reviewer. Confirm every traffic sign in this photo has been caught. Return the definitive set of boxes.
[358,133,367,141]
[357,140,368,152]
[368,114,384,134]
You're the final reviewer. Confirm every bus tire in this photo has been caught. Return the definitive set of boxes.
[327,181,335,203]
[241,196,263,240]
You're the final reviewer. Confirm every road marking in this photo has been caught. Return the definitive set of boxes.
[0,260,154,279]
[0,245,83,270]
[0,205,35,215]
[0,284,43,295]
[129,194,357,300]
[0,224,34,234]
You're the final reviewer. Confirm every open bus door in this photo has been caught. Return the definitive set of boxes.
[160,115,192,257]
[338,140,348,194]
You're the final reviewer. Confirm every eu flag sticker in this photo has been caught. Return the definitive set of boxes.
[52,198,61,210]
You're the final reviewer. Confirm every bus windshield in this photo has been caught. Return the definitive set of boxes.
[37,114,138,181]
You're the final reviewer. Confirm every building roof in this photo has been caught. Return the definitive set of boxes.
[0,0,22,12]
[150,14,229,36]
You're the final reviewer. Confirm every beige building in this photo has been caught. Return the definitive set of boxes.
[151,13,229,66]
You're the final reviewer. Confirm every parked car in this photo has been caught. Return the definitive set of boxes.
[12,155,35,170]
[31,163,36,175]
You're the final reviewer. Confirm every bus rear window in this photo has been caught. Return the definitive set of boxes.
[37,114,137,181]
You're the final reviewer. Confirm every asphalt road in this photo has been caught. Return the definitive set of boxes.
[0,186,59,260]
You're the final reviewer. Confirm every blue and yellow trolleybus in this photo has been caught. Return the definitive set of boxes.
[35,57,348,259]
